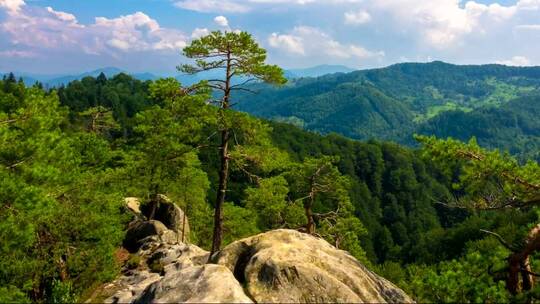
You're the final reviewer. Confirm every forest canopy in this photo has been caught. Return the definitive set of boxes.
[1,58,540,303]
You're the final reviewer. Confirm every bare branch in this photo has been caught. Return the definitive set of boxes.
[0,118,18,126]
[206,79,227,84]
[480,229,514,251]
[230,78,259,89]
[230,87,258,94]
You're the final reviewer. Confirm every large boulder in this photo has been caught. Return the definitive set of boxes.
[134,265,253,303]
[141,194,190,243]
[125,197,142,216]
[105,240,252,303]
[103,228,412,303]
[104,271,161,304]
[123,220,170,252]
[214,229,413,303]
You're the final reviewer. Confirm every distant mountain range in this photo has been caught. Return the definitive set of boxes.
[2,64,355,87]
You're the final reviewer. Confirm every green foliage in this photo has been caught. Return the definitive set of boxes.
[0,285,30,303]
[269,123,449,264]
[57,73,151,134]
[50,279,77,304]
[416,96,540,162]
[244,176,303,229]
[180,31,287,86]
[127,78,214,199]
[417,135,539,209]
[405,239,511,303]
[222,202,260,245]
[0,74,126,302]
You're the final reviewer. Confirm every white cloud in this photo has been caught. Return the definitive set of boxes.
[0,0,25,12]
[46,7,78,23]
[0,5,188,55]
[0,49,36,57]
[173,0,362,13]
[94,12,187,52]
[370,0,525,48]
[214,15,229,27]
[191,27,210,38]
[268,32,305,55]
[344,9,371,25]
[268,26,383,60]
[496,56,532,66]
[174,0,249,13]
[518,0,540,11]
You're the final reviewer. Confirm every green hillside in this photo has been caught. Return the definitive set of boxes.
[237,61,540,159]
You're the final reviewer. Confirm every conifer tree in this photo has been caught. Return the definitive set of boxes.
[180,31,286,255]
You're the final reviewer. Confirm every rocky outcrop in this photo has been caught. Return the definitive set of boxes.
[125,197,142,216]
[123,220,172,252]
[135,264,253,303]
[214,229,412,303]
[141,194,190,243]
[104,271,161,303]
[100,198,412,303]
[123,195,190,252]
[104,233,250,304]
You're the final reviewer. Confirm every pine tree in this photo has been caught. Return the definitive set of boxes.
[180,31,286,255]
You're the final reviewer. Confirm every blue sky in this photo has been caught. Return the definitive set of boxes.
[1,0,540,74]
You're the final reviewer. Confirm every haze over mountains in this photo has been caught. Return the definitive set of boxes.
[2,64,355,87]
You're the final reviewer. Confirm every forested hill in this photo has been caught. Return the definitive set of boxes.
[236,61,540,161]
[2,71,539,303]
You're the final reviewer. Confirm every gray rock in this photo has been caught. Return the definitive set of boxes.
[149,242,209,270]
[141,194,190,243]
[124,197,141,216]
[105,240,213,303]
[104,271,161,304]
[134,264,253,304]
[105,229,412,304]
[123,220,169,252]
[215,229,413,303]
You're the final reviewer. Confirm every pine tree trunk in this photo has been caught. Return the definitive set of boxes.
[211,128,230,256]
[305,198,315,234]
[209,47,232,259]
[507,223,540,294]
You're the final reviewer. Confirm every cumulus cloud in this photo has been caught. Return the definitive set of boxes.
[268,32,305,55]
[496,56,532,66]
[214,15,229,27]
[344,9,371,25]
[93,12,187,52]
[174,0,249,13]
[268,26,383,60]
[0,4,188,55]
[0,0,25,12]
[191,27,210,38]
[46,6,78,23]
[370,0,523,48]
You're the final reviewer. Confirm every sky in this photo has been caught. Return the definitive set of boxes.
[1,0,540,74]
